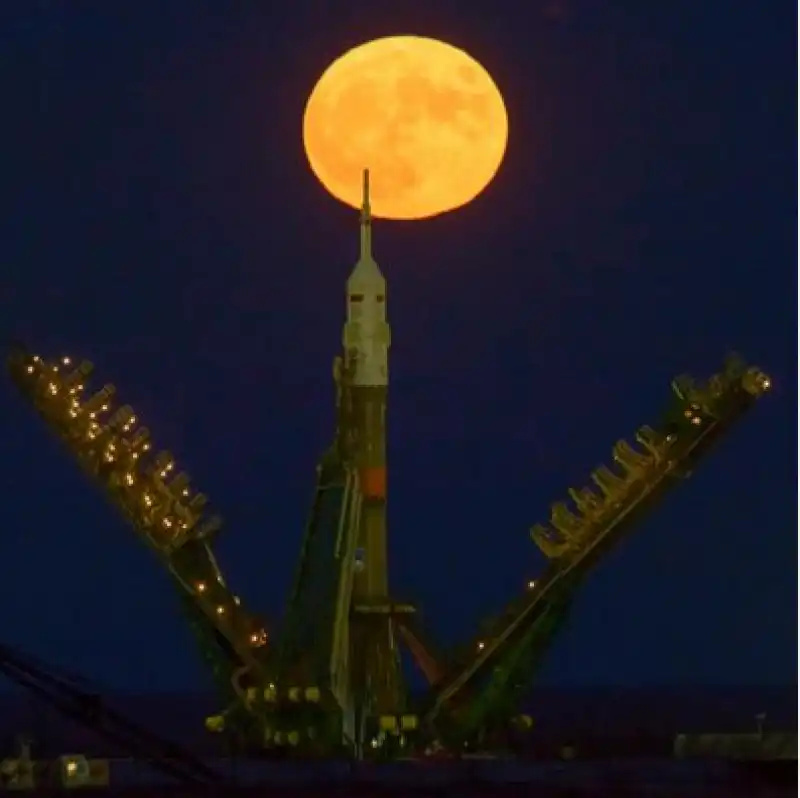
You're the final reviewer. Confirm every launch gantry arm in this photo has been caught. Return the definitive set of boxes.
[7,346,270,704]
[271,451,363,736]
[421,354,771,745]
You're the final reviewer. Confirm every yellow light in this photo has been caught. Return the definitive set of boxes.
[205,715,225,732]
[196,581,207,593]
[527,580,536,589]
[182,488,190,497]
[129,415,137,425]
[48,383,58,395]
[143,494,153,507]
[62,357,71,366]
[162,517,173,528]
[762,378,771,390]
[26,365,34,374]
[250,630,268,646]
[477,641,485,651]
[142,443,151,452]
[691,416,702,426]
[124,473,135,486]
[216,605,225,615]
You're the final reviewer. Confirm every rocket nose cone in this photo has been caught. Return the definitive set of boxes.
[348,259,385,291]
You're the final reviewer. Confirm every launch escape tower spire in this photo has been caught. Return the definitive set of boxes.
[360,167,372,260]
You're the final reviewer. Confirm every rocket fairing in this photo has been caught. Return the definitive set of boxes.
[343,169,391,388]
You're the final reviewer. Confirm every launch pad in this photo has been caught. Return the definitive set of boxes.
[5,170,772,762]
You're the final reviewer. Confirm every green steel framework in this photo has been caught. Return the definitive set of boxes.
[6,345,770,758]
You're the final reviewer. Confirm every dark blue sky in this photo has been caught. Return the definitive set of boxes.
[1,2,795,694]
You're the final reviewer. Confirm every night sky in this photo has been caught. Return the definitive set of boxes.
[1,2,795,695]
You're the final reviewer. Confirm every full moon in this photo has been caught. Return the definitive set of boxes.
[303,36,508,220]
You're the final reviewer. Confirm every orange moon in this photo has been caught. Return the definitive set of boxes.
[302,36,508,220]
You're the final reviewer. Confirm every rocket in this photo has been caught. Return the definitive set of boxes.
[342,168,391,599]
[338,170,404,728]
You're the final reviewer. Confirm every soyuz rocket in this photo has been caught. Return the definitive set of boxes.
[335,168,405,726]
[340,169,391,601]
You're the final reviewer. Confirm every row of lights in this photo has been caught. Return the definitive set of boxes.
[25,357,228,550]
[35,356,213,539]
[476,435,688,652]
[504,414,699,646]
[473,579,538,654]
[531,423,683,560]
[28,356,191,532]
[23,353,269,653]
[470,366,773,663]
[186,554,267,649]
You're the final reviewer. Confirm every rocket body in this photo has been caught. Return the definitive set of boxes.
[338,171,401,721]
[341,170,391,598]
